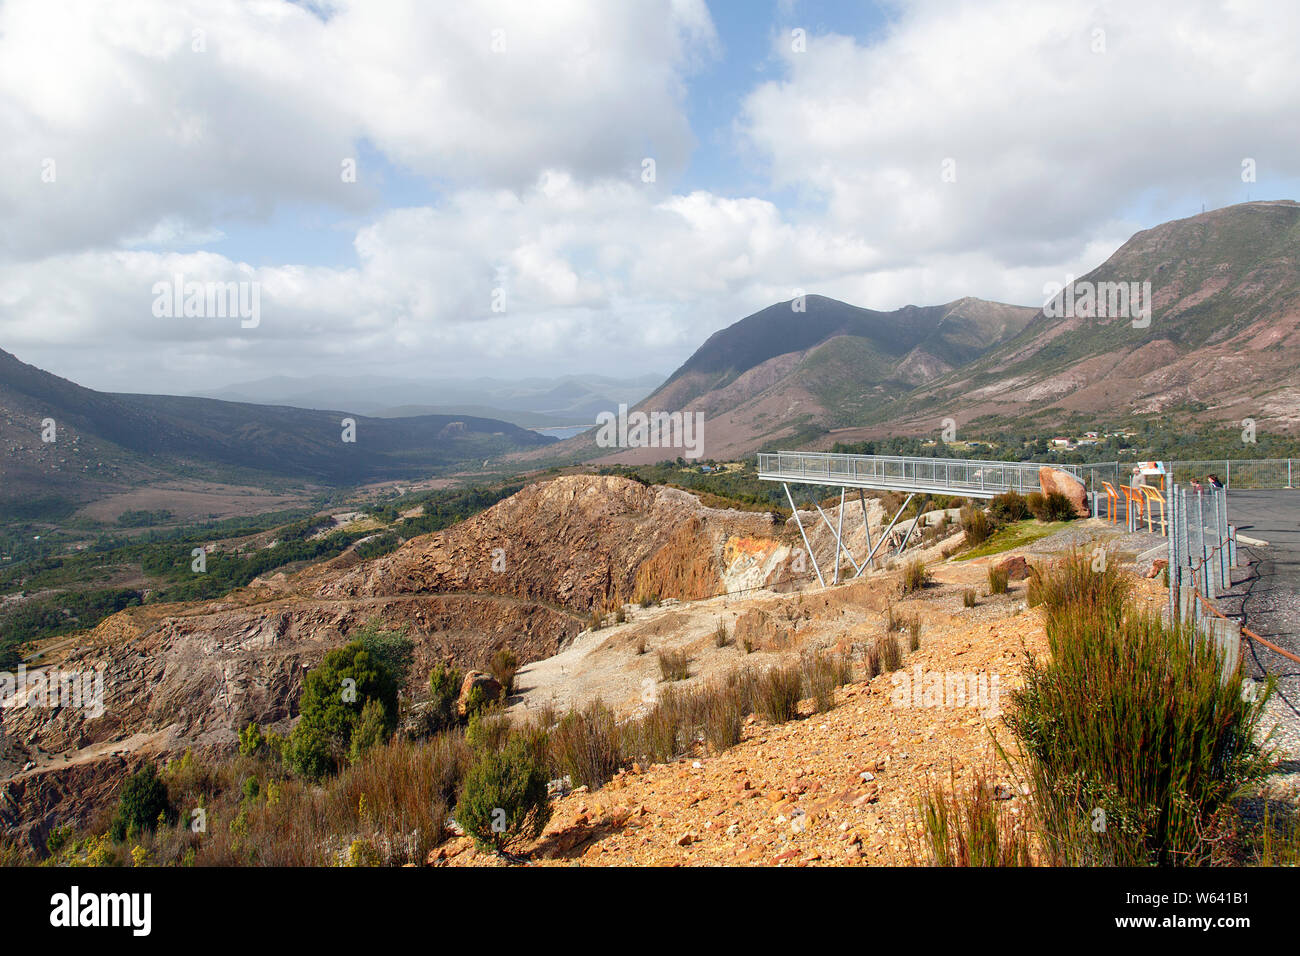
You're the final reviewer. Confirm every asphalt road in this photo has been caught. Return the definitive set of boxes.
[1216,490,1300,757]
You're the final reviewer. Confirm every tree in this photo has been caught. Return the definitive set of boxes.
[110,763,174,841]
[286,641,398,779]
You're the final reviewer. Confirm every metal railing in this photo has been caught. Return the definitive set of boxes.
[756,451,1083,499]
[1167,458,1296,489]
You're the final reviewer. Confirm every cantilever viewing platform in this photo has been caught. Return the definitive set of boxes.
[757,451,1081,499]
[754,451,1089,587]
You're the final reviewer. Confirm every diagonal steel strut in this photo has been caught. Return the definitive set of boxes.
[783,482,825,587]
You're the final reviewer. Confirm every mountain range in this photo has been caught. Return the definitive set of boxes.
[6,200,1300,504]
[577,200,1300,462]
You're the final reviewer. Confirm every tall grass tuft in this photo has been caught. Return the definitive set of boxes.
[987,567,1009,595]
[878,636,904,673]
[916,773,1033,867]
[549,700,623,791]
[1008,552,1273,865]
[900,557,929,595]
[756,663,804,723]
[657,648,690,682]
[960,505,995,547]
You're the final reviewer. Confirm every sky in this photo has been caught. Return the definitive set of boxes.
[2,0,1300,395]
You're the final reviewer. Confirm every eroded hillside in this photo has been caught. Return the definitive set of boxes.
[0,475,805,845]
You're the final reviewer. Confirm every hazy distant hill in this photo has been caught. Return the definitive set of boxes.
[194,371,664,424]
[0,348,554,504]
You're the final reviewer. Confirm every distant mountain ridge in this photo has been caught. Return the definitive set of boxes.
[563,200,1300,463]
[588,294,1036,460]
[193,371,664,425]
[0,347,554,503]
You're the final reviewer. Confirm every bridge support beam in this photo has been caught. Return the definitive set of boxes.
[858,493,914,576]
[806,489,862,582]
[859,490,874,571]
[783,482,825,587]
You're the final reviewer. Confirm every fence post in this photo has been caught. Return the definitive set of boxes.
[1167,482,1178,624]
[1225,459,1230,490]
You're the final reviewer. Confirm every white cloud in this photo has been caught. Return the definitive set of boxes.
[5,0,1300,395]
[740,0,1300,265]
[0,0,716,260]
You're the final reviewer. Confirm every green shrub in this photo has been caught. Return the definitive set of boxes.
[1009,556,1272,865]
[908,616,922,651]
[1024,492,1047,521]
[463,682,491,718]
[286,641,398,779]
[353,619,414,685]
[426,662,463,733]
[110,764,174,841]
[238,722,264,757]
[347,698,391,765]
[455,736,552,857]
[1043,491,1076,521]
[989,491,1028,523]
[466,706,513,754]
[713,620,731,648]
[962,589,977,608]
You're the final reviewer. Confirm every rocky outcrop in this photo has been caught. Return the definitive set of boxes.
[320,475,788,612]
[457,671,503,717]
[1038,467,1089,517]
[995,555,1032,581]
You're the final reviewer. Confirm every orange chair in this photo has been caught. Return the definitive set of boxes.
[1139,485,1166,536]
[1100,481,1121,524]
[1120,484,1145,529]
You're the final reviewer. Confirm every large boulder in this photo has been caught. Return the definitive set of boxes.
[456,671,503,717]
[1038,467,1089,517]
[995,555,1032,581]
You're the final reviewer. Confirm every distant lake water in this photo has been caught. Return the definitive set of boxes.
[534,425,590,440]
